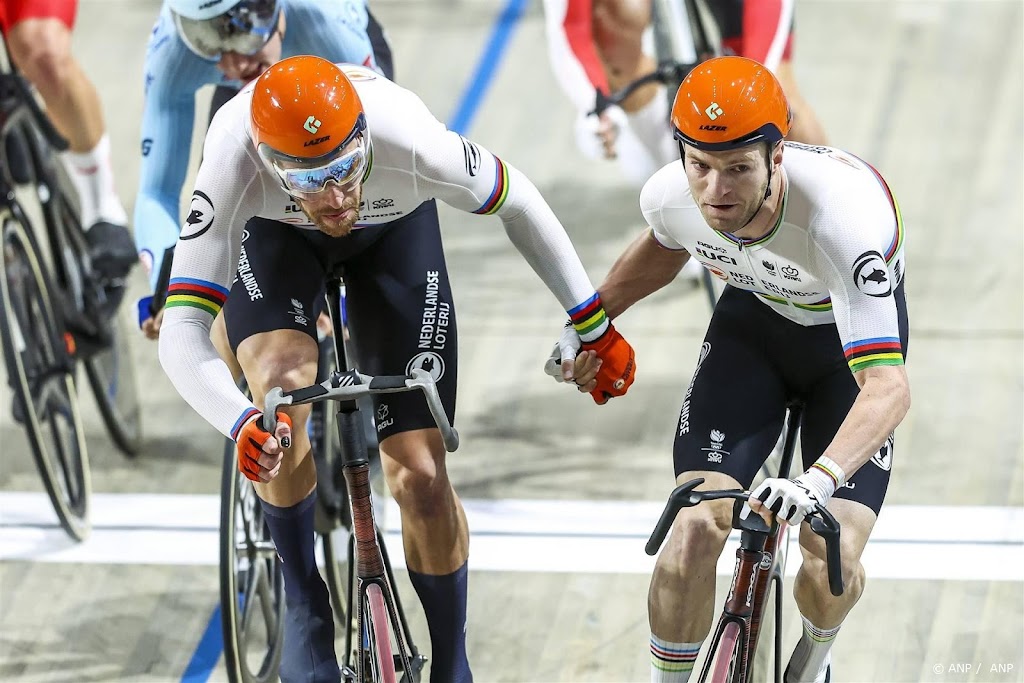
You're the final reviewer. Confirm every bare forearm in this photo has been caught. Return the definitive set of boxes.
[823,367,910,477]
[599,229,689,318]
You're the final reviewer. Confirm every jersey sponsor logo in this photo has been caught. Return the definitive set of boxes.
[705,102,724,120]
[678,342,711,436]
[695,247,737,264]
[371,198,394,210]
[852,250,892,297]
[303,116,322,135]
[180,190,215,240]
[198,0,223,9]
[697,241,726,253]
[872,432,894,471]
[376,403,394,433]
[462,137,482,177]
[406,351,445,383]
[762,260,778,276]
[287,298,309,327]
[785,141,830,154]
[729,271,756,286]
[761,280,821,299]
[236,244,263,301]
[418,271,450,351]
[703,428,730,464]
[700,262,729,280]
[781,265,801,281]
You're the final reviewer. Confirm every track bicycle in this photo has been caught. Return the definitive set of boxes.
[646,402,844,683]
[0,33,141,541]
[221,270,434,682]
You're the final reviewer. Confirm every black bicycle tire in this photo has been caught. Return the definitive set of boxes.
[0,208,90,541]
[83,313,142,457]
[219,425,285,683]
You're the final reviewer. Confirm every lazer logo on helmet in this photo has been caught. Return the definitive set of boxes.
[303,135,331,147]
[705,103,724,119]
[699,125,727,131]
[303,116,322,134]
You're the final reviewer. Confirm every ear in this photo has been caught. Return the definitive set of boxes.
[771,140,785,167]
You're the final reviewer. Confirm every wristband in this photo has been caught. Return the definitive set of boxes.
[810,456,847,490]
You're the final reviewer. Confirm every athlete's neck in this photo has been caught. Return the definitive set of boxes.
[731,168,787,242]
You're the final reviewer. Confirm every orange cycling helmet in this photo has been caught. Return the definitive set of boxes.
[250,55,370,197]
[672,56,791,152]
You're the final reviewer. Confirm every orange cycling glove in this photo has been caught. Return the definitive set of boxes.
[581,323,636,405]
[236,412,293,482]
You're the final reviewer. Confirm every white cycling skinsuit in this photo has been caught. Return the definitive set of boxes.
[158,65,609,440]
[642,142,906,369]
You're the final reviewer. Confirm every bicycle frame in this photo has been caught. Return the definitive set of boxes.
[647,403,844,683]
[264,271,457,681]
[699,404,802,683]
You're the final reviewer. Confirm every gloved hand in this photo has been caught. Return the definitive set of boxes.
[582,324,636,404]
[742,467,836,526]
[236,411,293,482]
[544,322,637,404]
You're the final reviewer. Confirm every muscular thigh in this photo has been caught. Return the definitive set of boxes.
[673,286,788,485]
[343,201,457,442]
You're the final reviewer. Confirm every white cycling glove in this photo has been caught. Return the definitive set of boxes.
[543,323,582,382]
[742,458,847,526]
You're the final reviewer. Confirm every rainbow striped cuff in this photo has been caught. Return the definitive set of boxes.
[802,616,841,643]
[472,155,509,215]
[164,277,229,318]
[650,638,699,673]
[568,293,609,343]
[843,337,903,372]
[231,407,260,442]
[810,456,847,490]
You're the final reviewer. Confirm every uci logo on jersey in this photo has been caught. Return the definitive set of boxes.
[303,116,322,134]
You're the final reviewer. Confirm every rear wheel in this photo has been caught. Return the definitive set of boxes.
[220,427,285,683]
[0,207,90,541]
[83,308,141,456]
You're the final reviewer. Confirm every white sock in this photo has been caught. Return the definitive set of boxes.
[651,634,701,682]
[624,86,679,170]
[786,616,839,683]
[61,133,127,228]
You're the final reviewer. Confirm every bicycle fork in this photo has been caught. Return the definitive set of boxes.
[338,407,421,681]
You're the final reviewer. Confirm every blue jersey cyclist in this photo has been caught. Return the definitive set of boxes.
[551,56,910,683]
[135,0,389,336]
[158,56,638,682]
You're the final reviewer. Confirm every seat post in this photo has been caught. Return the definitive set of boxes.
[323,273,349,373]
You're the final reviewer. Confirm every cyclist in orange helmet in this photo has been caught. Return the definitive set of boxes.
[160,55,637,682]
[548,56,910,683]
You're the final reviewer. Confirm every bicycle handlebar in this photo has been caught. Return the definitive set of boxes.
[262,368,459,453]
[588,60,698,117]
[646,478,844,596]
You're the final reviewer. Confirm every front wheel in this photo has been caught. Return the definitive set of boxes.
[0,208,90,541]
[365,582,398,683]
[83,308,141,456]
[709,621,743,683]
[219,429,285,683]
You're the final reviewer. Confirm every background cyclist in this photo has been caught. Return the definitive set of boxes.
[0,0,136,280]
[158,56,637,682]
[552,56,909,683]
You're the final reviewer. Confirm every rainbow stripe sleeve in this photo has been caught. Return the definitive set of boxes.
[568,293,609,343]
[844,336,903,372]
[472,155,510,215]
[164,277,229,317]
[230,407,261,442]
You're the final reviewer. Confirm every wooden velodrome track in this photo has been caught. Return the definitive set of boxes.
[1,1,1021,681]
